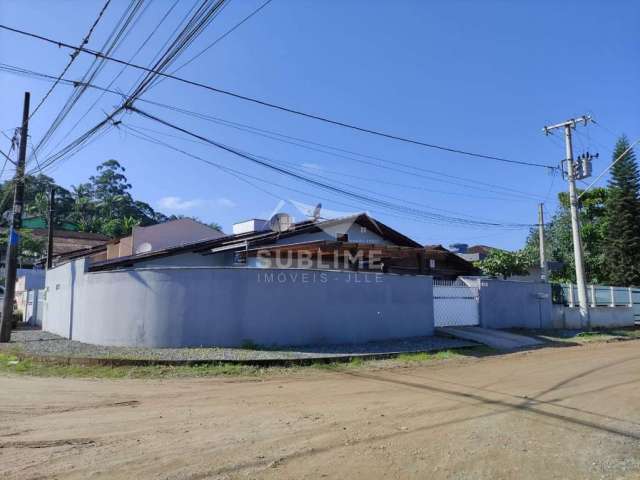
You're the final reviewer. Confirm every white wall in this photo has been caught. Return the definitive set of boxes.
[132,219,224,254]
[276,221,393,246]
[43,261,434,348]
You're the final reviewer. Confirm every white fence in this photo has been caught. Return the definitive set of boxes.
[433,280,480,327]
[558,284,640,321]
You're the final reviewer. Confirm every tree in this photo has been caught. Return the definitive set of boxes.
[604,136,640,286]
[522,188,609,283]
[0,160,223,241]
[475,249,531,279]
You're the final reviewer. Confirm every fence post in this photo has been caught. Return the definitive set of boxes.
[568,284,575,307]
[589,285,596,308]
[610,286,616,307]
[629,287,634,308]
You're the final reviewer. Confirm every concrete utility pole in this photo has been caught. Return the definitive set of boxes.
[0,92,30,343]
[543,115,592,327]
[46,187,55,269]
[538,203,547,282]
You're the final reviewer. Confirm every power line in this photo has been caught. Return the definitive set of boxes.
[0,23,557,170]
[124,122,524,225]
[578,137,640,199]
[0,63,546,201]
[29,0,146,160]
[127,123,531,202]
[158,0,273,80]
[123,124,536,230]
[28,0,113,119]
[49,0,182,152]
[127,106,537,228]
[26,0,232,177]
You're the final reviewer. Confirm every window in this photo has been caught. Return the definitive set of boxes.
[360,226,367,234]
[336,233,348,242]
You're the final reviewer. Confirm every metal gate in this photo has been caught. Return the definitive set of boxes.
[433,280,480,327]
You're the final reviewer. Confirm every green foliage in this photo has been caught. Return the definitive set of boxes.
[0,230,45,264]
[523,187,609,283]
[0,160,222,263]
[69,159,160,236]
[474,249,532,279]
[521,135,639,286]
[604,136,640,286]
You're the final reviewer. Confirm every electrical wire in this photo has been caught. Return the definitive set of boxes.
[127,106,538,228]
[28,0,113,119]
[26,0,232,177]
[154,0,273,82]
[0,62,548,202]
[126,121,541,204]
[0,23,558,170]
[578,137,640,199]
[29,0,146,160]
[123,125,536,230]
[49,0,180,152]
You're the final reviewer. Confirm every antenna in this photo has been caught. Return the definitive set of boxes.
[312,203,322,222]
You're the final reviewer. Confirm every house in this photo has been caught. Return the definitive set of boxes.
[449,243,494,263]
[53,218,225,266]
[59,213,476,279]
[44,213,441,348]
[0,228,110,269]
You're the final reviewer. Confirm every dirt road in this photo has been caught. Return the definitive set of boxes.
[1,341,639,480]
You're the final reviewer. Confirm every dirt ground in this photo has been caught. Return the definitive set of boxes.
[1,341,639,480]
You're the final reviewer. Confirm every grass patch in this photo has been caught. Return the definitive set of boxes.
[0,346,499,379]
[0,353,274,379]
[396,350,460,362]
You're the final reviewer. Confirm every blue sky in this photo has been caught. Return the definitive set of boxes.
[1,0,638,249]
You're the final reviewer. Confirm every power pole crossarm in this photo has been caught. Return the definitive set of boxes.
[0,92,30,342]
[542,115,592,328]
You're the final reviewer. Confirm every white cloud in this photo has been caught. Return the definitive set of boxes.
[301,162,323,172]
[157,196,202,211]
[216,197,237,208]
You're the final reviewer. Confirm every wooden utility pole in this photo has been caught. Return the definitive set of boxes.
[46,187,55,269]
[538,203,547,282]
[0,92,30,343]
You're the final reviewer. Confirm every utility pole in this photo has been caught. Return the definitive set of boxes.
[538,203,547,282]
[0,92,30,343]
[46,187,55,269]
[543,115,592,327]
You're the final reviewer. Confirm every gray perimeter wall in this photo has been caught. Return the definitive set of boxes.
[43,259,434,348]
[479,280,553,329]
[552,305,635,329]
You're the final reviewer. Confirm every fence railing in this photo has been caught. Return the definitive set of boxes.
[552,283,640,320]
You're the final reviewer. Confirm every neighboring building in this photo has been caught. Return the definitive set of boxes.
[54,218,225,266]
[32,229,111,258]
[44,213,443,348]
[449,243,494,263]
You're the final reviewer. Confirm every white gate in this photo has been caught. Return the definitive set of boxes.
[433,280,480,327]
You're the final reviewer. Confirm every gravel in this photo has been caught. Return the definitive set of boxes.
[2,328,477,362]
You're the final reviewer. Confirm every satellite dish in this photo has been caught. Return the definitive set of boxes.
[135,242,153,254]
[269,213,294,233]
[312,203,322,222]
